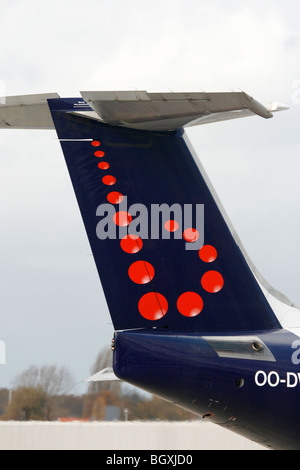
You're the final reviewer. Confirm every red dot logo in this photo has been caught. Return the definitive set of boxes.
[164,220,179,232]
[113,211,132,227]
[128,261,155,284]
[121,234,143,254]
[201,271,224,293]
[98,161,110,170]
[183,228,199,243]
[102,175,116,186]
[177,292,204,317]
[138,292,168,321]
[95,150,105,157]
[91,140,101,147]
[199,245,217,263]
[107,191,124,204]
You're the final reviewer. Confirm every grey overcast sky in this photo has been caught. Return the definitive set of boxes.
[0,0,300,393]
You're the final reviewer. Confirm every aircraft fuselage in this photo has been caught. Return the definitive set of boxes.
[113,328,300,450]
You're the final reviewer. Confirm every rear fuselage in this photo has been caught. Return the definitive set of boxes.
[113,328,300,450]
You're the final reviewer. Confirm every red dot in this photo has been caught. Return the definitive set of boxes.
[113,211,132,227]
[107,191,124,204]
[98,161,110,170]
[164,220,179,232]
[91,140,101,147]
[201,271,224,293]
[199,245,217,263]
[138,292,168,321]
[177,292,204,317]
[128,261,155,284]
[95,150,105,157]
[183,228,199,243]
[121,234,143,254]
[102,175,116,186]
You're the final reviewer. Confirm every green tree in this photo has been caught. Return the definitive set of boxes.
[4,364,76,420]
[51,394,83,420]
[0,388,9,416]
[12,364,75,395]
[3,386,47,421]
[91,395,106,421]
[83,389,119,419]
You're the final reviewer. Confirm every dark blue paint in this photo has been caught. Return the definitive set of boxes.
[48,98,279,333]
[47,98,300,449]
[114,329,300,450]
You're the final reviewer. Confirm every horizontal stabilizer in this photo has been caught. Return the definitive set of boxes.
[0,90,288,131]
[0,92,60,129]
[80,90,288,131]
[85,368,120,382]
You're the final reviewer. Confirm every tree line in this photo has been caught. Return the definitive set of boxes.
[0,347,196,422]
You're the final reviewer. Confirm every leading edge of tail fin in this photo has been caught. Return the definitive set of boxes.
[48,97,281,333]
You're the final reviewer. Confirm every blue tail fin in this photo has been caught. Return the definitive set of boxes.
[48,98,280,333]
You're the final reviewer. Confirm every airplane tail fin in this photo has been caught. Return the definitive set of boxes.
[47,95,281,333]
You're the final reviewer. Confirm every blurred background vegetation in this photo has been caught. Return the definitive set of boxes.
[0,346,196,422]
